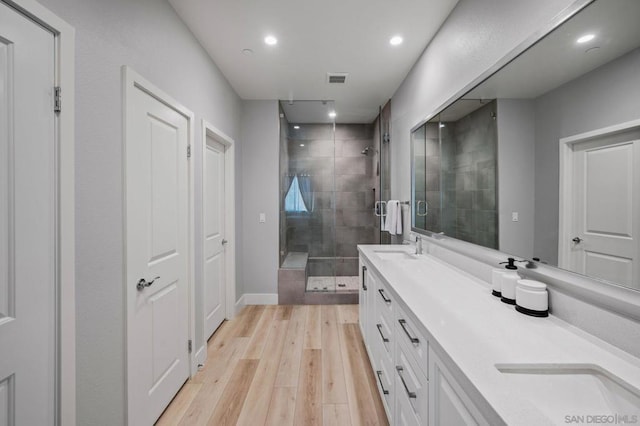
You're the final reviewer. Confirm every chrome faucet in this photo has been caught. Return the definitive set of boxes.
[415,235,423,255]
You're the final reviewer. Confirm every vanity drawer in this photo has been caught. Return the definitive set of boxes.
[375,278,394,320]
[395,341,428,425]
[396,306,428,374]
[374,351,395,420]
[374,311,394,361]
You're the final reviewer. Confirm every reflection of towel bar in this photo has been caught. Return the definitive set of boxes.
[376,200,410,217]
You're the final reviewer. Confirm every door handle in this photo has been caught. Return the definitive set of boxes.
[398,319,420,343]
[362,265,367,291]
[376,323,389,343]
[572,237,582,244]
[416,200,428,217]
[222,239,228,245]
[137,276,160,291]
[378,288,391,303]
[376,370,390,395]
[375,201,387,217]
[396,366,417,399]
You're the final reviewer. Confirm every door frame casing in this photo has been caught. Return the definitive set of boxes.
[122,66,196,423]
[558,118,640,270]
[201,120,236,352]
[1,1,75,425]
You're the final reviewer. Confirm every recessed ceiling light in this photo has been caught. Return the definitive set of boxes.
[577,34,595,44]
[293,125,300,129]
[328,111,337,118]
[242,48,254,55]
[300,144,305,147]
[390,35,403,46]
[264,35,278,46]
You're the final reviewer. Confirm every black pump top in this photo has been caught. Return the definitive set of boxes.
[499,257,518,270]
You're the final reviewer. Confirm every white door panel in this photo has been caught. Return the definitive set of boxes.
[584,252,633,286]
[126,74,190,425]
[570,139,639,289]
[584,144,633,236]
[0,3,55,424]
[204,138,225,338]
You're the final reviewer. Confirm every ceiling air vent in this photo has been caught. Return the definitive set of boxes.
[327,72,348,84]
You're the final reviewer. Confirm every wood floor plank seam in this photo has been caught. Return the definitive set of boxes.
[157,305,388,426]
[206,358,259,425]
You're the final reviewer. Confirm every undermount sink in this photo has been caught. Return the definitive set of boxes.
[495,363,640,420]
[374,250,416,261]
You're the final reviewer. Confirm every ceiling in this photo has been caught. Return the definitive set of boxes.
[168,0,459,123]
[421,0,640,123]
[465,0,640,100]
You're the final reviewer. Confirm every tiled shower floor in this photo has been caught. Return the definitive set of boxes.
[306,276,360,292]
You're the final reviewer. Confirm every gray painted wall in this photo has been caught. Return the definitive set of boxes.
[497,99,535,258]
[390,0,575,240]
[240,100,280,295]
[534,48,640,264]
[36,0,242,424]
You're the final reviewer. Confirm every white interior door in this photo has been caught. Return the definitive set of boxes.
[569,138,640,288]
[204,137,226,338]
[125,72,191,425]
[0,3,56,424]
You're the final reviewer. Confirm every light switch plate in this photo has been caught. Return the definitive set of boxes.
[259,213,266,223]
[512,212,519,222]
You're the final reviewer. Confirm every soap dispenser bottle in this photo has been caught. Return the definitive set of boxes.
[499,258,519,305]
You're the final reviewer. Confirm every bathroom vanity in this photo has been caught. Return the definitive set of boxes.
[358,245,640,425]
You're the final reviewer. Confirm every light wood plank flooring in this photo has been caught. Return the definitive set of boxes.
[157,305,388,426]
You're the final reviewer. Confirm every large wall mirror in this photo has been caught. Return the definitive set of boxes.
[411,0,640,292]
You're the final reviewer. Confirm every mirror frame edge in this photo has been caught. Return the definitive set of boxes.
[409,0,640,322]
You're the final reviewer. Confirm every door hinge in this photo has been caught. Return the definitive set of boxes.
[188,339,192,353]
[187,145,191,158]
[54,86,62,113]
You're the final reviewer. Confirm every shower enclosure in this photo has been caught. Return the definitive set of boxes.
[279,100,387,297]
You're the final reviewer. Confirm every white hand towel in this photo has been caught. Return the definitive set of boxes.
[383,200,400,235]
[395,201,403,235]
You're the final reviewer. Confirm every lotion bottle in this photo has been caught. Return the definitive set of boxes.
[499,258,520,305]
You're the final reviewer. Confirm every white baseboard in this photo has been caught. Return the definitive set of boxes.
[235,293,278,313]
[234,295,246,315]
[194,344,206,368]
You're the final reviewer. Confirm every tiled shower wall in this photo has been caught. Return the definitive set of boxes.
[441,101,498,248]
[283,123,378,277]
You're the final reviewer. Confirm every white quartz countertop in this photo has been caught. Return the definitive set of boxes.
[358,245,640,425]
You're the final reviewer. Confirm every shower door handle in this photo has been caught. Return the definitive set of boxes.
[375,201,387,217]
[416,200,428,217]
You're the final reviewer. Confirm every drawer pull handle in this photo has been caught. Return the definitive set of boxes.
[362,265,367,291]
[398,319,420,344]
[376,370,390,395]
[378,288,391,303]
[376,323,389,343]
[396,366,417,399]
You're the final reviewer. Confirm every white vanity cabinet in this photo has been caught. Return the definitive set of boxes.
[359,253,489,426]
[361,257,396,419]
[429,349,488,426]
